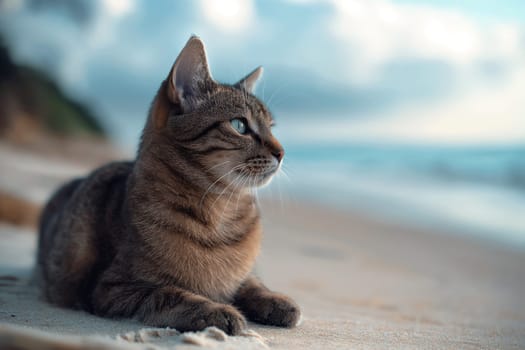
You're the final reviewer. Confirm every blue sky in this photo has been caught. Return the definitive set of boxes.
[1,0,524,147]
[393,0,525,22]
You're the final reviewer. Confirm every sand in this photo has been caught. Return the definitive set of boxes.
[1,142,524,349]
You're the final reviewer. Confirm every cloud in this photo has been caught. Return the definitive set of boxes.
[255,60,458,118]
[361,64,525,145]
[59,0,137,87]
[102,0,135,17]
[199,0,255,31]
[274,0,525,144]
[305,0,524,82]
[281,60,525,145]
[0,0,138,90]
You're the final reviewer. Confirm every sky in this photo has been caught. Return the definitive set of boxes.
[0,0,524,147]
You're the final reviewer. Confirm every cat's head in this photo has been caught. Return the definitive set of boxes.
[145,36,283,190]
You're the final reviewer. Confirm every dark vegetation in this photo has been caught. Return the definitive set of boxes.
[0,38,105,139]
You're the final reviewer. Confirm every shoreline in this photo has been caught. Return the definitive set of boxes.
[267,173,525,250]
[261,188,525,255]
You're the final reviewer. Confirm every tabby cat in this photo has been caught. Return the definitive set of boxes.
[36,36,300,335]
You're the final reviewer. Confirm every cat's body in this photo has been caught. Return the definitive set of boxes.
[36,37,300,335]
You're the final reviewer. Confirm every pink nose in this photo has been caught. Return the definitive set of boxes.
[272,149,284,162]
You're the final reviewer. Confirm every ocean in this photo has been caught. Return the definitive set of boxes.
[265,143,525,247]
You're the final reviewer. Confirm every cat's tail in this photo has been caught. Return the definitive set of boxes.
[0,190,41,229]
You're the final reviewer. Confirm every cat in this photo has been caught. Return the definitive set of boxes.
[35,36,300,335]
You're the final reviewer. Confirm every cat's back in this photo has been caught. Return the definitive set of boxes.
[37,160,133,307]
[39,160,133,236]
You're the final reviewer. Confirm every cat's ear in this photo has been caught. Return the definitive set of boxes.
[167,36,215,112]
[234,66,263,93]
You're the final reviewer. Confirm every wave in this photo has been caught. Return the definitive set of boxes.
[285,144,525,191]
[273,143,525,246]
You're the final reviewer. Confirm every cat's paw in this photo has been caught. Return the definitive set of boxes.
[248,293,301,328]
[199,304,247,336]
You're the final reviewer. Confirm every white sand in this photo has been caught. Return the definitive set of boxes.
[1,143,524,349]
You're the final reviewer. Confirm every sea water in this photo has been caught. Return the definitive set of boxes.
[266,143,525,247]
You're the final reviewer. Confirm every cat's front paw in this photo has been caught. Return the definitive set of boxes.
[246,293,301,328]
[199,304,247,335]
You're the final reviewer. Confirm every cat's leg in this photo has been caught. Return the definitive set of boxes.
[233,276,300,327]
[91,272,246,335]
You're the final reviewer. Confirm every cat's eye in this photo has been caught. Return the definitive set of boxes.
[230,118,247,135]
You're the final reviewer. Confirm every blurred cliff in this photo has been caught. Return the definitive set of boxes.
[0,0,119,160]
[0,38,104,144]
[0,27,116,228]
[0,39,103,228]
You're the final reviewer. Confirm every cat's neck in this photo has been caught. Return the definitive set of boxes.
[132,144,257,237]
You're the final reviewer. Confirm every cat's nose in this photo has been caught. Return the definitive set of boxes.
[267,136,284,163]
[272,149,284,162]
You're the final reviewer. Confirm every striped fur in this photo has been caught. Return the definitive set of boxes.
[36,36,300,335]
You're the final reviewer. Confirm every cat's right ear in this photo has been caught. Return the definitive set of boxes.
[167,36,215,112]
[235,66,263,93]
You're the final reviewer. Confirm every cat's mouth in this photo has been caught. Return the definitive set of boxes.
[234,164,279,187]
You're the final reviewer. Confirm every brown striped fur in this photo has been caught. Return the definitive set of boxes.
[35,36,300,335]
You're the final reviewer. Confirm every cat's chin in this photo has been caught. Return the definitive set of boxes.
[249,172,276,188]
[232,167,278,189]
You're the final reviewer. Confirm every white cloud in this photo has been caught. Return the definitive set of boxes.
[277,0,525,145]
[199,0,255,31]
[318,0,524,81]
[59,0,137,87]
[102,0,135,18]
[283,60,525,145]
[360,65,525,144]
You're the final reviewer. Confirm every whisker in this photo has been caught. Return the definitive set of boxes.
[251,176,259,205]
[278,165,296,204]
[205,160,231,172]
[279,166,292,182]
[209,163,247,213]
[199,163,245,210]
[235,173,250,212]
[265,81,291,110]
[261,77,266,102]
[217,166,249,224]
[222,174,245,218]
[209,174,239,212]
[277,171,284,212]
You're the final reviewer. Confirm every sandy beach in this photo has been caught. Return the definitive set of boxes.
[1,142,524,349]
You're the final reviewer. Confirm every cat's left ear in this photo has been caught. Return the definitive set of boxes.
[234,66,263,94]
[167,36,216,112]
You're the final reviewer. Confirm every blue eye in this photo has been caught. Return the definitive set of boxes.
[230,118,247,134]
